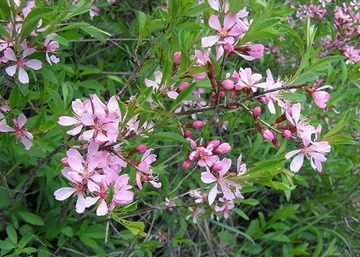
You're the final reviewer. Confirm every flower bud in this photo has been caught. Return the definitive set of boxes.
[192,120,204,129]
[61,157,69,166]
[173,51,181,65]
[283,130,292,139]
[182,161,190,169]
[214,143,231,154]
[221,79,235,90]
[253,107,261,118]
[184,130,191,138]
[179,82,189,91]
[263,129,275,141]
[136,144,147,153]
[224,43,234,53]
[219,91,225,98]
[186,138,197,148]
[248,44,264,59]
[272,136,280,148]
[212,162,223,171]
[227,105,237,109]
[208,139,220,148]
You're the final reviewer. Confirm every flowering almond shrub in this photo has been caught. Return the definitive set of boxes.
[0,0,359,256]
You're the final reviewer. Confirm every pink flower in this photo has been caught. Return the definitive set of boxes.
[145,71,178,99]
[136,149,161,189]
[201,158,243,205]
[308,85,332,108]
[215,198,235,219]
[44,33,60,65]
[342,45,360,64]
[234,67,263,93]
[0,113,33,150]
[285,128,331,173]
[4,48,42,84]
[186,206,206,224]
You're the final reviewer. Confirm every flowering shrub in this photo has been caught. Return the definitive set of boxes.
[0,0,359,256]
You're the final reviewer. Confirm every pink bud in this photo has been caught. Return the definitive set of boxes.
[224,43,234,53]
[179,82,189,91]
[61,157,69,166]
[187,138,197,148]
[248,44,264,59]
[263,129,275,141]
[173,51,181,65]
[214,143,231,154]
[182,161,190,169]
[208,139,220,148]
[228,105,237,109]
[212,162,223,171]
[192,120,204,129]
[184,130,191,138]
[219,91,225,98]
[221,79,235,90]
[283,130,292,138]
[272,137,280,148]
[136,144,147,153]
[253,107,261,118]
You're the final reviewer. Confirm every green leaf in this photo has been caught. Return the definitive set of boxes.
[21,8,54,41]
[280,92,306,103]
[113,216,146,237]
[0,240,15,250]
[292,72,317,85]
[218,231,236,245]
[6,225,17,245]
[322,109,352,138]
[341,60,347,86]
[235,199,259,206]
[279,25,304,57]
[61,226,73,237]
[0,24,10,38]
[258,18,282,31]
[171,82,197,112]
[322,134,356,145]
[57,22,111,43]
[234,208,249,220]
[48,88,64,114]
[39,68,58,84]
[306,56,345,73]
[18,212,44,226]
[261,232,290,242]
[52,34,69,46]
[152,132,186,143]
[9,85,21,108]
[210,219,255,244]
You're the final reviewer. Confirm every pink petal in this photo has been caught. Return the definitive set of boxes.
[80,114,95,126]
[208,15,221,30]
[17,113,27,128]
[290,153,304,173]
[201,171,217,183]
[96,199,108,216]
[4,48,17,61]
[285,149,302,159]
[21,136,32,150]
[54,187,76,201]
[22,48,36,58]
[0,124,15,132]
[68,156,84,173]
[67,125,83,136]
[166,91,178,99]
[208,185,218,205]
[58,116,79,126]
[18,67,29,84]
[24,59,42,70]
[223,13,237,29]
[75,194,87,213]
[208,0,220,10]
[201,35,220,48]
[5,65,17,77]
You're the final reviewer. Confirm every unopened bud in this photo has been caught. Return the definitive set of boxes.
[263,129,275,141]
[272,136,280,148]
[61,157,69,166]
[186,138,197,148]
[227,105,237,109]
[192,120,204,129]
[184,130,191,138]
[173,51,181,65]
[283,130,292,139]
[212,162,223,171]
[224,43,234,53]
[182,161,190,169]
[214,143,231,154]
[208,139,220,148]
[219,91,225,98]
[179,82,189,91]
[136,144,147,153]
[221,79,235,90]
[253,107,261,118]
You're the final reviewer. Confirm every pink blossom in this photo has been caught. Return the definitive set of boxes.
[0,113,33,150]
[136,149,161,189]
[186,206,206,224]
[145,71,178,99]
[285,128,331,173]
[215,198,234,219]
[342,45,360,64]
[234,67,263,93]
[308,85,333,108]
[4,48,42,84]
[201,158,243,205]
[44,33,60,65]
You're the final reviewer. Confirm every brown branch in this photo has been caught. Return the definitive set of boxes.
[174,83,306,116]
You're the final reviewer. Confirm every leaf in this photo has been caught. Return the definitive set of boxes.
[48,88,64,114]
[52,34,69,46]
[39,68,58,84]
[21,8,54,41]
[152,132,186,143]
[118,218,146,237]
[292,72,317,85]
[322,109,352,138]
[306,56,345,73]
[0,24,10,38]
[18,212,44,226]
[9,85,21,108]
[210,219,255,244]
[280,92,306,103]
[234,208,249,220]
[57,22,111,43]
[322,134,356,145]
[278,25,304,57]
[218,231,236,245]
[6,225,17,245]
[0,240,15,250]
[171,82,197,112]
[235,199,259,206]
[61,226,73,237]
[261,232,290,242]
